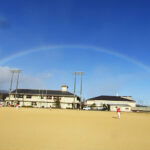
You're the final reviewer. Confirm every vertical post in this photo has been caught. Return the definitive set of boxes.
[73,72,84,109]
[39,89,41,107]
[73,72,76,109]
[9,70,15,102]
[80,73,83,109]
[15,70,21,103]
[8,69,22,106]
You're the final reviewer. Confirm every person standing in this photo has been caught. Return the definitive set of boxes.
[8,102,11,107]
[16,103,19,109]
[117,107,121,119]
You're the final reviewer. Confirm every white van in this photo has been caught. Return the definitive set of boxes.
[83,107,91,110]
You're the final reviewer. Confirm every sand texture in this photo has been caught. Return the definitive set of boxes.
[0,107,150,150]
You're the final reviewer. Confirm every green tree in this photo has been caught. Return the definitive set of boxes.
[54,97,61,108]
[91,103,96,109]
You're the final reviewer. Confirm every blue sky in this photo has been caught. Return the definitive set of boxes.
[0,0,150,104]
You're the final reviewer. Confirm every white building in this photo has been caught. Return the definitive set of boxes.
[86,95,136,112]
[5,85,80,109]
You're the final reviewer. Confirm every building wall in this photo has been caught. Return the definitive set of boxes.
[87,100,136,107]
[110,105,132,112]
[5,94,79,109]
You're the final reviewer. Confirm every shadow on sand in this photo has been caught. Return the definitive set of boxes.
[112,116,119,119]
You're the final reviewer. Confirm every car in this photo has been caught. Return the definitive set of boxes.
[97,108,107,111]
[0,101,5,107]
[83,107,91,110]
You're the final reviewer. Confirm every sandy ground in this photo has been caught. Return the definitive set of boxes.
[0,107,150,150]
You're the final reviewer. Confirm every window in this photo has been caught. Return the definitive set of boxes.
[32,102,37,105]
[125,108,129,110]
[26,95,32,99]
[54,96,61,100]
[17,95,23,98]
[13,94,23,98]
[47,96,52,99]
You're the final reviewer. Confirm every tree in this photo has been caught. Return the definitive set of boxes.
[103,104,109,110]
[54,97,61,108]
[91,103,96,109]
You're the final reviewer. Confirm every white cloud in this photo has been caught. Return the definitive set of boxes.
[19,74,46,89]
[84,65,141,98]
[0,66,47,90]
[0,66,11,89]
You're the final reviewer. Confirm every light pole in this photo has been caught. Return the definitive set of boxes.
[73,72,77,109]
[9,70,15,102]
[15,70,22,103]
[80,72,84,109]
[73,72,84,109]
[9,69,22,105]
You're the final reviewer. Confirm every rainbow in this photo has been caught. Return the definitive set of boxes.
[0,45,150,72]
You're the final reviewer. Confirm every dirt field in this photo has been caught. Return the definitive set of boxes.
[0,107,150,150]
